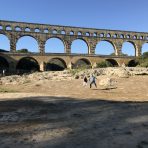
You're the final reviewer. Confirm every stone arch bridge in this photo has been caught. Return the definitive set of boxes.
[0,20,147,73]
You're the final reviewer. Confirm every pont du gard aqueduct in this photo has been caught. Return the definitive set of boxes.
[0,20,147,74]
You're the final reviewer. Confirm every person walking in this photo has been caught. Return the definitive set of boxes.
[2,69,6,76]
[83,76,88,86]
[89,74,97,88]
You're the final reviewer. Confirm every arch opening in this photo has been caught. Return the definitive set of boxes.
[78,32,82,36]
[71,39,88,54]
[70,31,74,35]
[105,59,118,67]
[142,43,148,55]
[93,33,97,36]
[61,30,66,34]
[16,57,39,74]
[121,42,136,56]
[0,56,9,74]
[6,26,12,31]
[133,35,137,39]
[72,58,91,69]
[0,34,10,52]
[107,33,111,38]
[16,36,38,53]
[52,29,57,34]
[35,28,40,32]
[46,58,67,71]
[113,34,118,38]
[45,37,65,53]
[15,26,21,31]
[44,29,49,33]
[95,40,115,55]
[25,27,31,32]
[120,34,124,38]
[86,32,90,36]
[127,60,139,67]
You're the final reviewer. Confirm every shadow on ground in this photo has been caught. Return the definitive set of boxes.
[0,96,148,148]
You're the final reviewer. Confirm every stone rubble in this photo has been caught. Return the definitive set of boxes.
[0,67,147,86]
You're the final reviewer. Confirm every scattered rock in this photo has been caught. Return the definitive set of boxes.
[0,67,148,85]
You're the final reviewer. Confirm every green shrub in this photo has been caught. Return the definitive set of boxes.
[142,52,148,58]
[69,69,81,76]
[136,53,148,67]
[137,60,148,67]
[17,49,30,53]
[96,61,113,68]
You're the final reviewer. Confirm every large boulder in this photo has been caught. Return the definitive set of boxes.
[99,77,117,89]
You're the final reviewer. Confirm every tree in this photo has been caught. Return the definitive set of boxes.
[142,52,148,58]
[17,49,29,53]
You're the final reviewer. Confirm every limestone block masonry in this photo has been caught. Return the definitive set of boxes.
[0,20,147,72]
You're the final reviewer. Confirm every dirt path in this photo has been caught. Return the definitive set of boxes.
[0,76,148,148]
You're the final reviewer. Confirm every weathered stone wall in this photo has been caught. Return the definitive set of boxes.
[0,20,147,56]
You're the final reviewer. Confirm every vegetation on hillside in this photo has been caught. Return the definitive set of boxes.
[96,61,113,68]
[110,52,128,56]
[137,52,148,67]
[16,49,30,53]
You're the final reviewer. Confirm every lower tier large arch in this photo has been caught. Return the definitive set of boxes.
[46,58,67,71]
[127,59,139,67]
[0,56,9,74]
[16,57,40,74]
[105,59,119,67]
[72,58,91,69]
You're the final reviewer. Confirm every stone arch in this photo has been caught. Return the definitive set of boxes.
[127,59,139,67]
[71,38,89,54]
[46,58,67,71]
[52,29,58,34]
[15,26,22,31]
[72,58,92,69]
[85,32,90,36]
[0,33,10,52]
[107,33,111,38]
[121,41,137,56]
[126,34,131,39]
[0,56,9,74]
[16,57,40,74]
[142,42,148,55]
[70,31,74,35]
[105,59,119,67]
[133,35,137,39]
[120,34,124,38]
[95,40,116,55]
[93,32,97,36]
[45,37,65,53]
[78,31,82,36]
[16,35,39,53]
[35,28,40,33]
[61,30,66,34]
[100,33,105,37]
[25,27,31,32]
[44,28,49,33]
[6,25,12,31]
[0,25,3,30]
[113,34,118,38]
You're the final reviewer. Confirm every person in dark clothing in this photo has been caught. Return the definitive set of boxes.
[83,76,88,86]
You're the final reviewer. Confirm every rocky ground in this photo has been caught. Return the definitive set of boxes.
[0,67,148,148]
